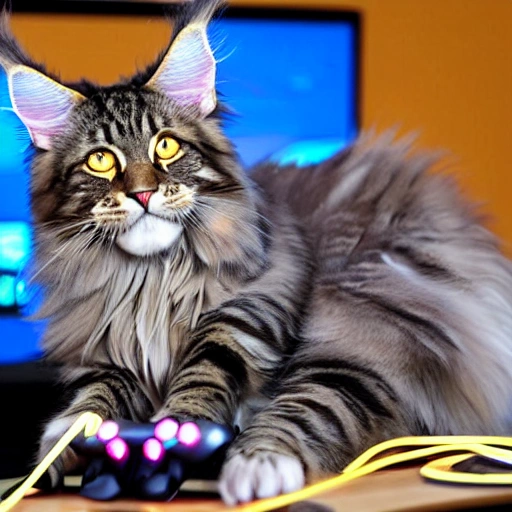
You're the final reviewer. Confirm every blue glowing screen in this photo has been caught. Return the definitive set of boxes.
[0,12,358,363]
[215,16,358,166]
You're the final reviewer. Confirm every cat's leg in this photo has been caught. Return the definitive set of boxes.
[217,273,469,504]
[38,365,150,487]
[218,347,409,504]
[152,294,294,425]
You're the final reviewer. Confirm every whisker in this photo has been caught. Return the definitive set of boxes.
[40,219,95,239]
[28,231,94,283]
[183,209,209,235]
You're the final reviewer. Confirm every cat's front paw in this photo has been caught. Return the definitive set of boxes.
[37,416,83,489]
[218,451,305,505]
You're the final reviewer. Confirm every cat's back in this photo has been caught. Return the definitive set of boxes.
[251,133,489,256]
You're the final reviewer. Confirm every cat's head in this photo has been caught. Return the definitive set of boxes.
[1,1,261,264]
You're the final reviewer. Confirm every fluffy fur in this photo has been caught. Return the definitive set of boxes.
[2,0,512,505]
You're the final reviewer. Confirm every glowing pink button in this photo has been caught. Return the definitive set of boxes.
[177,422,201,446]
[105,437,129,462]
[154,418,179,442]
[143,438,165,463]
[97,420,119,442]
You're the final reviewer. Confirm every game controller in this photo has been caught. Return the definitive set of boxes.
[70,417,235,501]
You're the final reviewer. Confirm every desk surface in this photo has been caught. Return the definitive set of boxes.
[3,466,512,512]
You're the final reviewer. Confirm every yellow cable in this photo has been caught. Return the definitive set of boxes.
[421,452,512,485]
[343,435,512,474]
[0,412,102,512]
[3,413,512,512]
[234,440,512,512]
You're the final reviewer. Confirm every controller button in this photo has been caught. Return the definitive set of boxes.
[154,418,179,442]
[177,422,201,446]
[96,420,119,442]
[207,428,227,446]
[163,438,178,449]
[143,438,165,462]
[105,437,129,462]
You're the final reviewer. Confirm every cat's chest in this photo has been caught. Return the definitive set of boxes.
[103,261,231,397]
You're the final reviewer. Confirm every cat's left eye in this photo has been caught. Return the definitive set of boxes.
[151,135,184,167]
[156,136,180,159]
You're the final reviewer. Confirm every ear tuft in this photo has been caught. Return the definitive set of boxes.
[8,65,84,150]
[146,24,216,118]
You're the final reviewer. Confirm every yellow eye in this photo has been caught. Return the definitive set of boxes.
[87,151,116,173]
[155,136,180,161]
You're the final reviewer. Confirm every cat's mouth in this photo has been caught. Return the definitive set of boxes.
[116,213,183,257]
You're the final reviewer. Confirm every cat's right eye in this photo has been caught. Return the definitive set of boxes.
[85,150,118,181]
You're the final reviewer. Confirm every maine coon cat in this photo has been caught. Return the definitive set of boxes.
[2,0,512,505]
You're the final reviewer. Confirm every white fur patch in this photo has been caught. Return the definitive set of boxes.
[193,166,222,182]
[218,452,305,505]
[234,332,282,370]
[116,214,183,256]
[381,252,416,278]
[326,164,371,206]
[42,415,80,442]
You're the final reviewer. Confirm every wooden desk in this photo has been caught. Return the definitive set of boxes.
[3,466,512,512]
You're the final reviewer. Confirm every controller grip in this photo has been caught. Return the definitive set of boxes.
[137,458,184,501]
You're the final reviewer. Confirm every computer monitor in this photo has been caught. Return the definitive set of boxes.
[0,1,360,364]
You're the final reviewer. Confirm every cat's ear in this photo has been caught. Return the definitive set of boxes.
[146,23,216,117]
[8,65,84,150]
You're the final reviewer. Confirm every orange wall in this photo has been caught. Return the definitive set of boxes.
[9,0,512,249]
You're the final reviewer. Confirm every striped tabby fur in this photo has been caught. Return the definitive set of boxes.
[2,0,512,504]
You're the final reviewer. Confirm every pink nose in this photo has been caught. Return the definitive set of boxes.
[133,191,153,209]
